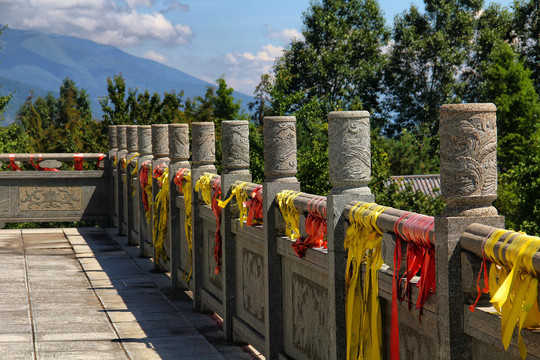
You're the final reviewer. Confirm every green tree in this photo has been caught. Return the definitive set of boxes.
[0,25,12,123]
[513,0,540,94]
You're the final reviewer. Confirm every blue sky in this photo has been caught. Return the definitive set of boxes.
[0,0,515,95]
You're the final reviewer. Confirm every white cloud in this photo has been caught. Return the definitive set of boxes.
[0,0,193,47]
[265,25,304,43]
[161,1,189,13]
[141,50,169,64]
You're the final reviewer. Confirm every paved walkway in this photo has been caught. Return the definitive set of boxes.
[0,227,261,360]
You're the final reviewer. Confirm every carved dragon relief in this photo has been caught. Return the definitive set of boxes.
[242,248,265,322]
[454,118,497,196]
[223,126,249,167]
[268,122,297,171]
[331,120,370,180]
[291,272,330,360]
[19,187,82,211]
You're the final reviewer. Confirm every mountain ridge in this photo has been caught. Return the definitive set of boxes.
[0,28,253,123]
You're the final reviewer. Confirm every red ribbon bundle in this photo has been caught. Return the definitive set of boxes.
[8,154,21,171]
[97,153,105,169]
[211,178,223,274]
[174,168,189,193]
[153,163,168,185]
[74,153,84,170]
[391,213,435,360]
[244,185,263,226]
[29,153,59,171]
[292,196,327,258]
[139,160,152,213]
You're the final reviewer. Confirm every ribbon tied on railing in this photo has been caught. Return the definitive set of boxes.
[8,154,21,171]
[29,153,59,171]
[391,212,435,360]
[244,185,263,226]
[218,181,249,226]
[174,168,193,284]
[344,202,387,360]
[292,196,327,258]
[73,153,84,170]
[276,190,302,241]
[152,165,169,266]
[470,229,540,360]
[139,160,153,223]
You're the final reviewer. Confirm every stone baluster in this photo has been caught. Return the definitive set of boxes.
[168,123,190,291]
[126,125,139,246]
[149,124,170,269]
[326,111,374,360]
[262,116,301,359]
[191,122,217,311]
[137,126,153,258]
[435,103,504,360]
[108,125,118,228]
[116,125,128,235]
[220,121,251,341]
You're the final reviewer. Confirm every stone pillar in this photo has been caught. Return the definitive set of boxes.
[168,123,190,292]
[191,122,217,311]
[137,126,153,258]
[108,126,118,228]
[126,125,139,246]
[116,125,128,236]
[326,111,374,360]
[435,103,504,360]
[149,124,170,269]
[220,120,251,341]
[262,116,300,359]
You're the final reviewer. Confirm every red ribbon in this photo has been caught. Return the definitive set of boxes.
[152,163,167,186]
[292,196,327,258]
[97,153,105,169]
[74,153,84,170]
[139,160,152,213]
[244,185,263,226]
[391,213,436,360]
[29,153,59,171]
[469,238,490,312]
[8,154,21,171]
[174,168,190,193]
[211,178,222,274]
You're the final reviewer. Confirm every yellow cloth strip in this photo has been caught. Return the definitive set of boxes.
[153,167,169,266]
[344,202,387,360]
[144,171,153,224]
[218,181,249,227]
[483,229,540,359]
[178,170,193,284]
[128,153,140,197]
[276,190,302,240]
[195,173,215,205]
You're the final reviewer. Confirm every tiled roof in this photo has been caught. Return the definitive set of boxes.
[389,174,441,197]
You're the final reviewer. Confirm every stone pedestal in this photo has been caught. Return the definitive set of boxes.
[262,116,301,359]
[116,125,128,235]
[435,103,504,360]
[326,111,375,360]
[220,121,252,341]
[191,122,217,311]
[168,124,190,291]
[108,126,118,228]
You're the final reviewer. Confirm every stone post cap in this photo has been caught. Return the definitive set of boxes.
[117,125,127,151]
[439,102,498,216]
[151,124,169,158]
[263,116,297,182]
[328,110,372,193]
[192,122,216,165]
[138,125,152,156]
[108,126,118,149]
[126,125,138,153]
[169,123,190,161]
[222,120,250,172]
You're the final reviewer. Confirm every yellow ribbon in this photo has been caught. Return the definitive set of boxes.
[127,153,140,196]
[177,170,193,284]
[144,170,153,224]
[344,202,387,360]
[218,181,249,227]
[153,167,169,266]
[195,173,215,205]
[276,190,302,240]
[483,229,540,359]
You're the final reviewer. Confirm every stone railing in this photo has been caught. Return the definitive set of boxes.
[0,152,109,226]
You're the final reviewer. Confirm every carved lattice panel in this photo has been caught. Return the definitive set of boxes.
[19,186,82,211]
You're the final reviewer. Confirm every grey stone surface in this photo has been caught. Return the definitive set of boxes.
[138,125,152,155]
[126,125,139,153]
[439,103,498,216]
[222,120,250,174]
[328,111,372,195]
[126,125,140,246]
[263,116,297,182]
[169,123,190,163]
[117,125,128,151]
[108,126,118,151]
[192,122,216,170]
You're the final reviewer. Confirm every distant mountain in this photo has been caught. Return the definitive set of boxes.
[0,28,253,124]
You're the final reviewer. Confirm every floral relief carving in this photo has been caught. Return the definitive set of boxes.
[265,122,297,175]
[223,125,249,168]
[330,120,370,181]
[292,273,329,360]
[20,187,82,211]
[242,248,265,322]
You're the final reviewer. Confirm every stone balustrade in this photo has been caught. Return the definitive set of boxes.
[1,103,539,360]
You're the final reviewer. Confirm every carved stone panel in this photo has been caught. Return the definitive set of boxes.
[221,121,250,171]
[328,111,371,188]
[151,124,169,158]
[439,103,498,216]
[399,323,436,360]
[192,122,216,166]
[20,187,82,211]
[169,124,190,161]
[242,248,265,322]
[263,116,297,181]
[138,126,152,155]
[291,272,330,360]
